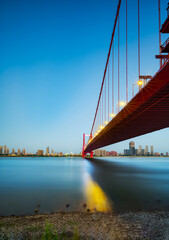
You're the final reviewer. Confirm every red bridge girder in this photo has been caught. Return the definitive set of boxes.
[85,61,169,153]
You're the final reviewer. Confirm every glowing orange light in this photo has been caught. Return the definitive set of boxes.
[119,101,125,107]
[104,121,108,124]
[100,125,104,130]
[110,113,115,118]
[138,80,143,86]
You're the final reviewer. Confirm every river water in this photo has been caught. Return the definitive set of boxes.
[0,157,169,216]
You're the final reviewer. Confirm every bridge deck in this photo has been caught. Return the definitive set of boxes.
[85,61,169,153]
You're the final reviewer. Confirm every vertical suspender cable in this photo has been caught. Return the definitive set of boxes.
[102,94,103,126]
[105,77,106,122]
[158,0,162,68]
[108,63,109,122]
[90,0,121,137]
[138,0,140,79]
[118,16,120,113]
[112,43,114,114]
[126,0,128,103]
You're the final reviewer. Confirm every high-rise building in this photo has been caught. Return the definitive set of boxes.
[124,149,129,155]
[129,141,135,156]
[6,148,9,154]
[37,150,43,155]
[12,148,15,154]
[139,145,142,155]
[94,149,106,156]
[145,145,148,155]
[22,148,26,155]
[135,149,139,155]
[141,149,145,156]
[4,145,7,154]
[51,149,54,155]
[18,149,21,155]
[46,147,49,155]
[151,146,153,156]
[0,146,3,154]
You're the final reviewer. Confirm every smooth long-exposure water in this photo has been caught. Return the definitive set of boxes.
[0,157,169,216]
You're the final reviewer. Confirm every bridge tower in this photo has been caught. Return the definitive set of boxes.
[82,133,93,158]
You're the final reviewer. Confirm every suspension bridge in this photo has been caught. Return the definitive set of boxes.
[82,0,169,158]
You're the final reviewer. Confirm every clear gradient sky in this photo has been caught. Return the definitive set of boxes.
[0,0,168,154]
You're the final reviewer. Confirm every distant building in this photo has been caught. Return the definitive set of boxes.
[138,145,142,155]
[4,145,7,154]
[51,149,54,155]
[46,147,49,155]
[166,152,168,156]
[151,146,153,156]
[58,152,63,156]
[6,148,9,154]
[107,151,117,156]
[17,149,21,155]
[12,148,15,154]
[135,149,139,155]
[129,141,135,156]
[141,149,145,156]
[37,150,43,156]
[124,149,129,155]
[0,146,3,154]
[95,149,106,156]
[145,145,148,155]
[22,148,26,155]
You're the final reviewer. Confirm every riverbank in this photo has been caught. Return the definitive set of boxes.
[0,211,169,240]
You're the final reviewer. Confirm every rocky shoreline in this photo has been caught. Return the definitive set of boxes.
[0,211,169,240]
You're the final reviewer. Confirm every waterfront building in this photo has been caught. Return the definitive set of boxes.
[6,148,9,154]
[4,145,7,154]
[135,149,139,156]
[95,149,101,156]
[51,149,54,155]
[95,149,106,156]
[141,149,145,156]
[107,151,117,156]
[145,145,148,155]
[46,147,49,155]
[166,152,168,156]
[58,152,63,156]
[124,149,129,155]
[12,148,15,154]
[22,148,26,155]
[0,146,3,154]
[17,149,21,155]
[138,145,142,155]
[151,146,153,155]
[129,141,135,156]
[37,150,43,155]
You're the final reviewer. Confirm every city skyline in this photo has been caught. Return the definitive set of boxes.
[1,139,169,156]
[0,0,169,153]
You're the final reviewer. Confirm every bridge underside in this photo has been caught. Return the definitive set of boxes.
[85,62,169,153]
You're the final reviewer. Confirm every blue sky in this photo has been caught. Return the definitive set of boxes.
[0,0,168,154]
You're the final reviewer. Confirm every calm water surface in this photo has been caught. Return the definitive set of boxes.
[0,157,169,216]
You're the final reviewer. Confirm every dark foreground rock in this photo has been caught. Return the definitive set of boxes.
[0,211,169,240]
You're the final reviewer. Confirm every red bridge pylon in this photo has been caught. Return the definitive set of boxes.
[82,133,93,158]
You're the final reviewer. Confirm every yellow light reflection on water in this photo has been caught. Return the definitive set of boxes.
[84,174,112,212]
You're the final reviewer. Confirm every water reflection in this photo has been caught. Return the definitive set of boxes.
[84,173,112,212]
[87,157,169,212]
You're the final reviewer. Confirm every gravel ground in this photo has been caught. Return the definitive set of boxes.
[0,211,169,240]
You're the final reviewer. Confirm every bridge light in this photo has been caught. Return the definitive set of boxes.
[138,80,143,86]
[104,121,108,124]
[110,113,115,118]
[97,129,100,133]
[100,125,104,130]
[119,101,125,107]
